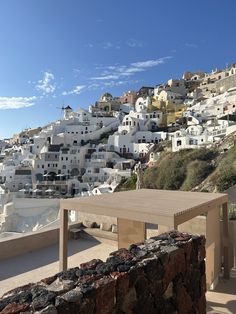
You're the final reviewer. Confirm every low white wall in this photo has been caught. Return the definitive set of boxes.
[0,222,79,261]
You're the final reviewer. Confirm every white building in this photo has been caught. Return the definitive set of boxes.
[108,97,167,158]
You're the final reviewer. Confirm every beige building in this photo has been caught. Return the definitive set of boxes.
[151,98,187,126]
[11,127,42,145]
[90,93,121,115]
[119,90,137,105]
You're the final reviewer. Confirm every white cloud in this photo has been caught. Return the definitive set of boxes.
[91,74,120,81]
[185,43,198,48]
[62,85,86,96]
[91,57,172,81]
[85,43,94,48]
[101,42,114,49]
[131,57,172,68]
[36,71,56,94]
[87,83,101,90]
[0,96,36,110]
[126,39,144,48]
[73,68,81,73]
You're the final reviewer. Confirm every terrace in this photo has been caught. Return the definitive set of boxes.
[0,230,235,313]
[0,189,235,313]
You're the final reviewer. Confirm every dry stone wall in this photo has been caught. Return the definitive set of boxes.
[0,231,206,314]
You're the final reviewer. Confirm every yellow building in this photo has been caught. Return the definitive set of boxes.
[149,98,186,126]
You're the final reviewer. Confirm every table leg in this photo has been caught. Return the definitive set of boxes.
[59,208,68,271]
[117,218,146,249]
[222,202,230,279]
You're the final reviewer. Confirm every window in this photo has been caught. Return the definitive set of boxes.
[177,140,182,146]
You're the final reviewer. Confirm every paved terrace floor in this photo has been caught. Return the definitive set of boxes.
[206,269,236,314]
[0,237,235,314]
[0,237,116,297]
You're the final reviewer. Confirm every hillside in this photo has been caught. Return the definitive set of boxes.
[116,132,236,193]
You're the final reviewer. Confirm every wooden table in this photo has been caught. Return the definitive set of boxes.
[59,189,229,288]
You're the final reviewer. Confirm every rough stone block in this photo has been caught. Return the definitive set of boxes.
[92,276,116,314]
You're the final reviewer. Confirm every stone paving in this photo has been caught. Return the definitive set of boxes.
[0,237,116,297]
[206,269,236,314]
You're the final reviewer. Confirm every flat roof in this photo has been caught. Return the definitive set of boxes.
[61,189,228,227]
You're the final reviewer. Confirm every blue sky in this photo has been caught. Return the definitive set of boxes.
[0,0,236,138]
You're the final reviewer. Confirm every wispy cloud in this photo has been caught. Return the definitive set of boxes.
[86,39,144,50]
[103,79,140,88]
[101,42,114,49]
[100,42,121,50]
[85,43,94,48]
[62,85,86,96]
[91,74,120,81]
[131,58,170,68]
[185,43,198,48]
[73,68,81,73]
[36,71,56,94]
[0,96,36,110]
[91,57,172,81]
[126,39,144,48]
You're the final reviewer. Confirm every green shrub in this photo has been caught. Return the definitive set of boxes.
[216,166,236,192]
[181,160,213,191]
[143,148,216,191]
[214,145,236,192]
[115,174,137,192]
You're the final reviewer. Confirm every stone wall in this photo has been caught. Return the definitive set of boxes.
[0,231,206,314]
[215,74,236,92]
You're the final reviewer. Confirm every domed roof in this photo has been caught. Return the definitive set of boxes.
[100,92,113,102]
